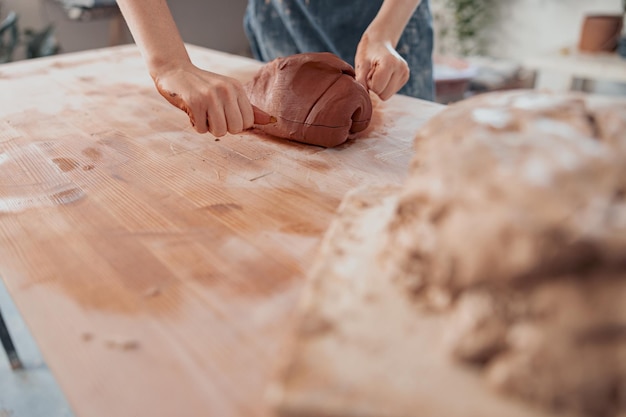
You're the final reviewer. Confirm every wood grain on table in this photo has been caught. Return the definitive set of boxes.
[0,44,443,417]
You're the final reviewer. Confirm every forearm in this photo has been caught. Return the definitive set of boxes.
[364,0,422,47]
[116,0,190,77]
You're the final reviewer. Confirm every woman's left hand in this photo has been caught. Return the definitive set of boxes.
[355,33,410,100]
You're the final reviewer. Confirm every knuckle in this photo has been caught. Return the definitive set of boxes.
[213,83,230,98]
[186,94,204,110]
[400,66,410,81]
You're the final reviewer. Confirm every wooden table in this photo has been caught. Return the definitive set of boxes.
[0,44,443,417]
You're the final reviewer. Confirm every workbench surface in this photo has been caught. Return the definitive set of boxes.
[0,44,443,417]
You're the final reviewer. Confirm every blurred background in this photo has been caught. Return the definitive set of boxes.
[0,0,625,99]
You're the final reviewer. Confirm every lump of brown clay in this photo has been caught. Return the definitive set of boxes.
[245,52,372,148]
[384,90,626,416]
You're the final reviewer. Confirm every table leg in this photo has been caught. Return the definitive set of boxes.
[0,306,23,370]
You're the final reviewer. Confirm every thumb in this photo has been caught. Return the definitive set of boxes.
[252,105,277,125]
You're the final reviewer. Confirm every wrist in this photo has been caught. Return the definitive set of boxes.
[363,24,400,48]
[364,0,422,47]
[147,53,192,80]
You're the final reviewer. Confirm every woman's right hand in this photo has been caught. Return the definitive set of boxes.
[115,0,274,137]
[152,62,272,136]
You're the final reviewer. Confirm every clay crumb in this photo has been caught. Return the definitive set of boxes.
[299,314,334,337]
[364,292,377,303]
[143,286,161,298]
[105,336,140,351]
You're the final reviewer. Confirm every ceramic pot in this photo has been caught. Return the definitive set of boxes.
[578,14,623,52]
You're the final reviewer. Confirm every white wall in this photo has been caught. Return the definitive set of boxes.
[433,0,623,58]
[491,0,625,95]
[490,0,623,61]
[432,0,625,95]
[1,0,250,61]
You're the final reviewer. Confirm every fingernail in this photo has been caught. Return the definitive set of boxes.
[253,105,277,125]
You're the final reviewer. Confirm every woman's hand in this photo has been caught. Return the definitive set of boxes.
[355,33,410,101]
[116,0,273,136]
[354,0,422,100]
[153,62,270,136]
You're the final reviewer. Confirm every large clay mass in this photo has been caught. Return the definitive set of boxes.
[385,90,626,417]
[267,90,626,417]
[245,52,372,148]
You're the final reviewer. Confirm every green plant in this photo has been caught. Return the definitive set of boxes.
[0,10,18,63]
[450,0,498,54]
[435,0,504,56]
[0,4,60,63]
[24,25,60,59]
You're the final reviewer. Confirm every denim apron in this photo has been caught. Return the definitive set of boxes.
[243,0,434,101]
